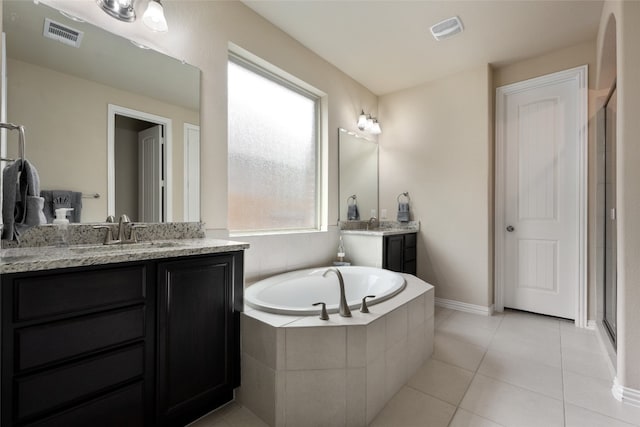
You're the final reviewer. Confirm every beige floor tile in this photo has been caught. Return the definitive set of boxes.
[488,331,562,368]
[563,370,640,426]
[441,311,504,332]
[494,317,561,349]
[460,374,564,427]
[223,406,269,427]
[407,359,474,406]
[434,305,454,327]
[565,403,639,427]
[370,386,456,427]
[437,319,496,348]
[448,409,505,427]
[561,326,606,355]
[432,331,486,372]
[478,349,563,400]
[562,344,614,382]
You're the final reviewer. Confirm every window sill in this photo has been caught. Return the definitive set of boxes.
[229,228,327,238]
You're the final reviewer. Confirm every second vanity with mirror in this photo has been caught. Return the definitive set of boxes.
[0,228,249,427]
[338,128,419,274]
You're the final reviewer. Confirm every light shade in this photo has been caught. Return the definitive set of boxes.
[370,119,382,135]
[357,110,367,131]
[143,0,168,32]
[97,0,136,22]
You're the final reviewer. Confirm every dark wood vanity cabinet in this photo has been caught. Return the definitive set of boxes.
[383,233,417,275]
[156,254,243,427]
[0,251,244,427]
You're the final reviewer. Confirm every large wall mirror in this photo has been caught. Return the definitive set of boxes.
[338,128,378,221]
[2,0,200,223]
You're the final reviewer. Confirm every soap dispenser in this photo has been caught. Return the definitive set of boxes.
[333,235,350,266]
[53,208,73,246]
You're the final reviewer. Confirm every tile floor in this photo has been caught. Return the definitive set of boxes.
[190,308,640,427]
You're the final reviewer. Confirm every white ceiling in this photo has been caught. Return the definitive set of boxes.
[243,0,604,95]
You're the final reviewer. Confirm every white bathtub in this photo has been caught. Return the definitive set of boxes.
[244,266,406,315]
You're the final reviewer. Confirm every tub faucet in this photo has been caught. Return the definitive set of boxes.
[323,268,351,317]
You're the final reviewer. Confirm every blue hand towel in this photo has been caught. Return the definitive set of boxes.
[347,203,360,220]
[397,202,410,223]
[2,159,46,241]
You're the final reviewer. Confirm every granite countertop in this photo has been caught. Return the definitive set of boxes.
[0,238,250,274]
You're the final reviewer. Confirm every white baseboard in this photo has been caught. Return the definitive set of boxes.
[612,377,640,408]
[435,297,493,316]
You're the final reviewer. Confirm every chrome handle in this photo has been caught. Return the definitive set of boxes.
[506,226,515,232]
[312,302,329,320]
[360,295,376,313]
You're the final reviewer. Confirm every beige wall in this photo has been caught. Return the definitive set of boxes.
[5,57,198,223]
[378,65,492,307]
[494,41,598,319]
[34,0,378,281]
[596,0,640,396]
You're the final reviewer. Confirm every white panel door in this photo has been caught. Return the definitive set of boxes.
[501,72,582,319]
[138,125,164,222]
[184,124,200,222]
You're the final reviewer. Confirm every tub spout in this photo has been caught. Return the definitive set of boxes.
[323,268,352,317]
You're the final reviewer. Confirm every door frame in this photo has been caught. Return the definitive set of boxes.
[494,65,588,327]
[107,104,173,221]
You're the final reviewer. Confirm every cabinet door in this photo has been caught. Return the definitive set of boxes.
[156,255,236,426]
[384,235,405,272]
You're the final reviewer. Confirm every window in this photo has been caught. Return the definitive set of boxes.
[228,54,321,233]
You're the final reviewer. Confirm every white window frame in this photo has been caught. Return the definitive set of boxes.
[227,50,325,236]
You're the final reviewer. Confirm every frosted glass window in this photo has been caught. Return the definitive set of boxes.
[228,58,320,232]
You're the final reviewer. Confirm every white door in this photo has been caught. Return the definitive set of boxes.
[184,123,200,222]
[138,125,164,222]
[496,67,586,320]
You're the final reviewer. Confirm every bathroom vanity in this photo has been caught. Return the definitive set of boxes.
[341,224,418,275]
[0,238,248,427]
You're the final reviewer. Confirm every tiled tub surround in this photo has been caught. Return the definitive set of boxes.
[238,274,434,426]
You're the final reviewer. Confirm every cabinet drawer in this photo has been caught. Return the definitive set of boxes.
[15,265,147,322]
[27,382,144,427]
[17,307,145,371]
[16,344,144,421]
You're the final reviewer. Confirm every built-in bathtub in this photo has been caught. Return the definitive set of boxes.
[238,267,434,427]
[244,266,406,315]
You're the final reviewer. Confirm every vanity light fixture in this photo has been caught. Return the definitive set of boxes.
[143,0,168,32]
[97,0,136,23]
[357,110,382,135]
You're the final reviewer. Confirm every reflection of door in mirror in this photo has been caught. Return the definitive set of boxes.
[137,124,164,223]
[111,107,171,222]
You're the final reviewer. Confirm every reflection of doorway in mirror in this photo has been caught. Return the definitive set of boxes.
[183,123,200,222]
[108,104,173,222]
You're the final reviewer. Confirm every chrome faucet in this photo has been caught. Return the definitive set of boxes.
[367,216,379,230]
[117,214,131,241]
[323,268,351,317]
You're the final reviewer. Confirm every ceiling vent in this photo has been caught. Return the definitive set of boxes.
[43,18,84,48]
[430,16,464,41]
